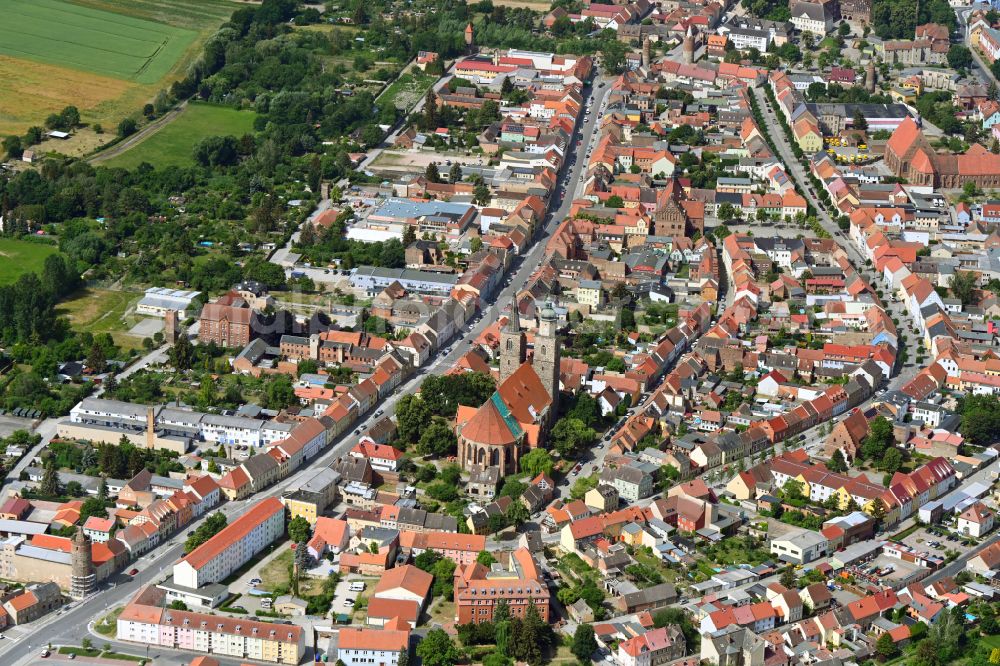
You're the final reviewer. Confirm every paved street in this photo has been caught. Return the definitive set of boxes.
[3,70,614,666]
[750,87,923,390]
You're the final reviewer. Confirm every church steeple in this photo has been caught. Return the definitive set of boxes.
[533,301,561,420]
[499,296,526,383]
[505,295,520,332]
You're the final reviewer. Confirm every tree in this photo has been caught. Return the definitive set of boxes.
[449,162,462,183]
[853,109,868,131]
[551,417,596,458]
[718,202,737,221]
[880,447,903,474]
[87,343,107,374]
[860,416,893,462]
[960,394,1000,445]
[473,182,491,205]
[827,449,849,473]
[169,600,189,611]
[3,135,22,159]
[519,448,554,477]
[185,512,228,552]
[505,498,529,526]
[431,558,457,599]
[571,624,598,661]
[40,457,60,497]
[425,162,441,183]
[947,44,973,71]
[780,566,796,589]
[950,270,977,306]
[782,479,807,503]
[417,417,457,457]
[913,639,941,666]
[570,474,598,500]
[263,375,297,409]
[396,394,432,445]
[476,550,496,566]
[288,516,311,544]
[117,118,138,138]
[606,195,625,208]
[169,334,194,370]
[869,496,888,525]
[875,632,898,661]
[80,497,108,522]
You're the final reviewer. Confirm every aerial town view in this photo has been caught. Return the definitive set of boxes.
[1,0,1000,664]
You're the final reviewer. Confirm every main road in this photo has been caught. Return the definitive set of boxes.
[749,86,924,389]
[5,71,615,666]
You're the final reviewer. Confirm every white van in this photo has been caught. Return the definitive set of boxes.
[349,582,365,592]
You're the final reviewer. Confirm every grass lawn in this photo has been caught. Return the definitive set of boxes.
[982,635,1000,649]
[59,646,102,657]
[95,607,123,636]
[100,652,147,662]
[379,70,439,110]
[428,598,455,624]
[259,548,324,597]
[891,523,922,541]
[102,103,257,169]
[0,239,58,285]
[55,287,145,350]
[632,548,681,585]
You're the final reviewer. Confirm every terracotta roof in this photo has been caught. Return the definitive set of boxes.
[182,498,283,570]
[366,597,420,625]
[497,362,553,424]
[337,627,409,652]
[460,400,517,446]
[886,117,921,160]
[373,564,433,599]
[6,590,37,612]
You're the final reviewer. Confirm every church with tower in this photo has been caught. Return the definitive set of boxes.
[456,299,561,477]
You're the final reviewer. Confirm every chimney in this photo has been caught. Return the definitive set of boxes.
[309,333,320,361]
[146,406,155,450]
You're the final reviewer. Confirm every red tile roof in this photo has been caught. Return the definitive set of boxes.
[182,498,283,570]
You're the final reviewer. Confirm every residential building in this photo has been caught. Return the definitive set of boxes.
[454,548,550,624]
[171,498,284,593]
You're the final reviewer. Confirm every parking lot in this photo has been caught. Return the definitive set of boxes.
[897,524,984,558]
[822,137,878,166]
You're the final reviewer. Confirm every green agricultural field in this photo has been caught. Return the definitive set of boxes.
[0,0,197,83]
[0,0,236,135]
[0,239,58,285]
[102,103,257,169]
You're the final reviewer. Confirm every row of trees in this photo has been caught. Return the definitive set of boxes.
[184,512,228,552]
[452,599,555,666]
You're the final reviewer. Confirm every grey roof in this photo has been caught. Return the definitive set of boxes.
[351,266,460,286]
[241,453,278,481]
[791,0,828,21]
[77,398,150,420]
[0,520,47,536]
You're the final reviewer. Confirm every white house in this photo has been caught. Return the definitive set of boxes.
[789,1,831,35]
[172,498,285,590]
[334,627,409,666]
[349,439,404,472]
[770,528,828,564]
[958,502,995,538]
